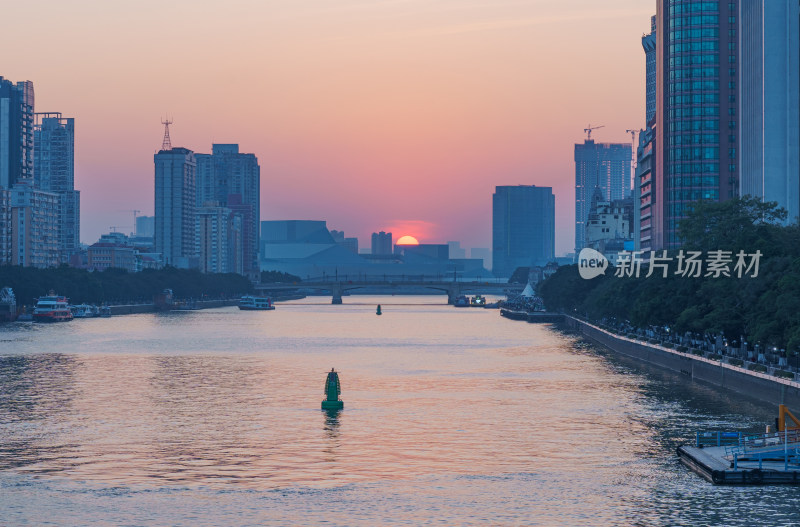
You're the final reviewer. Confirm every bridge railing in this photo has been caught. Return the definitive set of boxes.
[290,274,512,284]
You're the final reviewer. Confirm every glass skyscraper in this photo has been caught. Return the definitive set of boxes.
[739,0,800,223]
[657,0,739,248]
[0,77,34,189]
[644,16,657,123]
[492,185,555,277]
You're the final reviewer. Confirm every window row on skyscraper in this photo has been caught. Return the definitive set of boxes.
[669,1,719,15]
[670,66,719,78]
[669,14,719,27]
[670,27,719,40]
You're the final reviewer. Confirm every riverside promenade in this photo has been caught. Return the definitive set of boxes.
[562,316,800,409]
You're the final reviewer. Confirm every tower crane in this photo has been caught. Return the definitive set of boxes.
[118,210,142,235]
[584,124,604,140]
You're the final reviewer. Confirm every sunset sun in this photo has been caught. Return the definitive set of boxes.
[396,235,419,245]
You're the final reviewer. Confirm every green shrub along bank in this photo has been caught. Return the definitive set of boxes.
[0,265,254,307]
[539,197,800,353]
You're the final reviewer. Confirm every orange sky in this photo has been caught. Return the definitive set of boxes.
[2,0,652,255]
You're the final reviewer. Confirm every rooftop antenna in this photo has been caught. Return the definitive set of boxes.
[161,117,173,150]
[584,124,604,141]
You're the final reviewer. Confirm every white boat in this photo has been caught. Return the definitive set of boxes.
[239,295,275,310]
[33,293,73,322]
[71,304,98,318]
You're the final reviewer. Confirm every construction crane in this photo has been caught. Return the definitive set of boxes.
[118,210,142,235]
[584,124,604,141]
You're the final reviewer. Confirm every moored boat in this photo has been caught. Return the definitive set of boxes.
[33,293,73,322]
[0,287,17,322]
[154,289,175,311]
[453,295,470,307]
[470,295,486,307]
[71,304,98,318]
[239,295,275,310]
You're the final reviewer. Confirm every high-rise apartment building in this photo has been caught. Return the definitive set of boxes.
[197,204,242,274]
[135,215,155,238]
[739,0,800,223]
[9,180,59,267]
[154,147,197,268]
[655,0,739,249]
[574,140,631,252]
[492,185,555,277]
[637,127,657,250]
[0,77,34,189]
[0,78,61,268]
[0,190,9,264]
[34,113,80,261]
[371,231,392,255]
[195,144,260,277]
[637,16,658,251]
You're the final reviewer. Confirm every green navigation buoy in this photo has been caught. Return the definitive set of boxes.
[321,368,344,410]
[376,304,382,315]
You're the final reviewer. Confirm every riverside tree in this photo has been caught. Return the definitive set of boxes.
[538,197,800,354]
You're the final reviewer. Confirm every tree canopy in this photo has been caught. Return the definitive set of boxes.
[0,265,253,308]
[538,197,800,352]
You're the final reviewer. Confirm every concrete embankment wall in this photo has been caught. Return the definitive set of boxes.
[563,316,800,409]
[110,299,238,316]
[110,304,156,315]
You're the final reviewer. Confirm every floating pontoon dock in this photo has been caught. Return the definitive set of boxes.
[679,406,800,485]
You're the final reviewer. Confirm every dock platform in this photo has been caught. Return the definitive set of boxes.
[678,445,800,484]
[679,428,800,484]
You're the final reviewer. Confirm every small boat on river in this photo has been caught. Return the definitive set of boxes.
[71,304,98,318]
[33,293,73,322]
[239,295,275,310]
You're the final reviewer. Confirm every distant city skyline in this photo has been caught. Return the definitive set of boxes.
[0,1,651,255]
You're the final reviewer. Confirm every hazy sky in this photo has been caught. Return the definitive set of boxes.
[3,0,652,255]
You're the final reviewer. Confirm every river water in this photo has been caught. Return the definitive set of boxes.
[0,296,798,526]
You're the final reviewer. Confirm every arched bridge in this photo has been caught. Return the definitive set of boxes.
[255,277,523,304]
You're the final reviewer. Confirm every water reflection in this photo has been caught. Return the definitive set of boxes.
[0,301,796,526]
[0,354,79,471]
[323,408,341,435]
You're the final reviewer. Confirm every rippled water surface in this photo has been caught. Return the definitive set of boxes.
[1,297,798,526]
